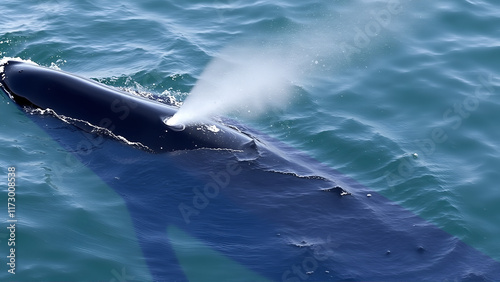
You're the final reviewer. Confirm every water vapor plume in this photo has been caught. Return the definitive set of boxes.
[167,0,410,126]
[167,43,299,126]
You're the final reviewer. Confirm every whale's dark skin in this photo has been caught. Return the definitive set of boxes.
[0,60,256,152]
[2,60,500,281]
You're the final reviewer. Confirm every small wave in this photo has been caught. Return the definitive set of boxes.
[263,169,330,182]
[26,107,153,152]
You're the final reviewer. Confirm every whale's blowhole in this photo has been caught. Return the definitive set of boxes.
[164,117,186,131]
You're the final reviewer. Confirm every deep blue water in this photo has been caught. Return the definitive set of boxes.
[1,0,500,281]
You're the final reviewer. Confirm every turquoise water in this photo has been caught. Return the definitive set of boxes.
[1,0,500,281]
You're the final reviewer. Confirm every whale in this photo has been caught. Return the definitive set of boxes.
[0,60,256,153]
[2,59,500,281]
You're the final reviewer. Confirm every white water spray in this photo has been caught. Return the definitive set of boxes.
[167,0,409,126]
[166,43,299,127]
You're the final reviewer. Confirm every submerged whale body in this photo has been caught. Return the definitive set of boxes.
[2,59,500,281]
[0,60,255,152]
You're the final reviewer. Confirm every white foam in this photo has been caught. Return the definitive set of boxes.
[0,57,38,68]
[27,108,152,152]
[205,125,220,133]
[49,62,61,70]
[1,57,39,84]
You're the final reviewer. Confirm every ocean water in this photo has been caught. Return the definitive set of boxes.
[1,0,500,281]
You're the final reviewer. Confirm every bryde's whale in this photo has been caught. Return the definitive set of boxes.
[2,59,500,281]
[0,60,256,153]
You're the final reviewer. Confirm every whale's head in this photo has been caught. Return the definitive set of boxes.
[1,60,45,108]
